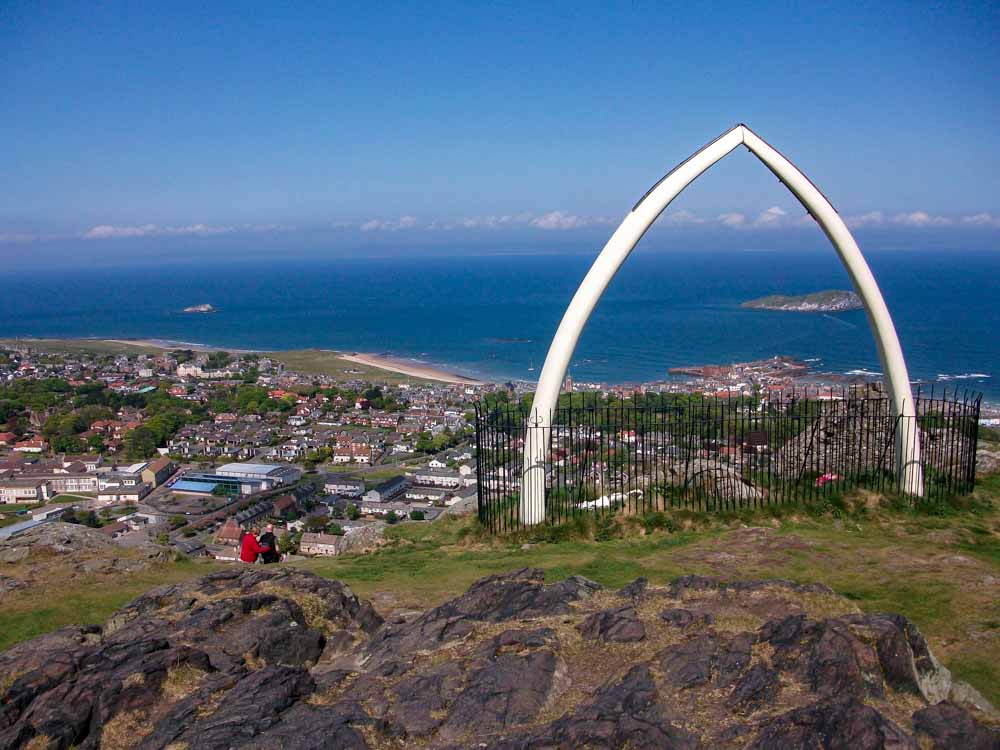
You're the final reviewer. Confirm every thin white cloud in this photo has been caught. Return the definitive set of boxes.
[753,205,787,228]
[529,211,591,230]
[663,209,705,226]
[960,212,1000,227]
[443,214,524,230]
[890,211,952,227]
[845,211,884,228]
[83,224,159,239]
[81,223,238,240]
[717,212,746,228]
[360,216,420,232]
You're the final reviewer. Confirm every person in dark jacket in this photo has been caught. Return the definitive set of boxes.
[258,524,280,564]
[239,527,270,563]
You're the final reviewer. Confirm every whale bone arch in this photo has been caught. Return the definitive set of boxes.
[521,124,923,524]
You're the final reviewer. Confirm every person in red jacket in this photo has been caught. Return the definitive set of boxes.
[239,527,270,563]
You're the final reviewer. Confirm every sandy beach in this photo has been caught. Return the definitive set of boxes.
[338,352,485,385]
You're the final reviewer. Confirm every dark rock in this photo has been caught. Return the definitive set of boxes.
[390,661,464,737]
[668,574,720,598]
[438,648,562,740]
[493,664,699,750]
[912,702,1000,750]
[2,639,214,750]
[577,606,646,643]
[657,632,753,689]
[727,663,781,712]
[0,625,101,731]
[162,666,315,750]
[659,608,713,629]
[617,577,648,601]
[759,612,952,703]
[247,702,379,750]
[0,568,972,750]
[748,697,917,749]
[363,568,599,667]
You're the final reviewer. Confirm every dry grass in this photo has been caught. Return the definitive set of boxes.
[122,672,146,689]
[161,664,206,701]
[99,709,152,750]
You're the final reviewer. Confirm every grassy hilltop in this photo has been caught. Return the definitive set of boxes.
[2,473,999,705]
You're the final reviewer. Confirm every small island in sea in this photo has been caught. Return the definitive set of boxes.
[741,289,862,313]
[182,303,217,314]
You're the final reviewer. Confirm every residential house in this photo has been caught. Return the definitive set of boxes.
[96,483,151,504]
[61,454,103,471]
[271,494,298,520]
[299,532,349,556]
[323,477,365,498]
[362,476,407,503]
[13,437,47,454]
[214,518,243,546]
[409,468,464,489]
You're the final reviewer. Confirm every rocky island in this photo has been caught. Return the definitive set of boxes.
[741,289,862,313]
[181,303,216,314]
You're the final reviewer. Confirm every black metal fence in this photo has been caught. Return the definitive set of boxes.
[474,387,981,533]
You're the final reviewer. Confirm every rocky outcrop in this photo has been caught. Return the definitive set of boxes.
[0,523,169,597]
[978,445,1000,476]
[1,567,997,750]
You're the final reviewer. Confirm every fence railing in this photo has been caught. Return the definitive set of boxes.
[474,387,981,533]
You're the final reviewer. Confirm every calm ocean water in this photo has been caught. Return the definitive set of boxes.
[1,249,997,401]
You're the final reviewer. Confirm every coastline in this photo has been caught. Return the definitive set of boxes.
[2,337,994,405]
[106,340,489,383]
[1,337,487,387]
[337,352,485,385]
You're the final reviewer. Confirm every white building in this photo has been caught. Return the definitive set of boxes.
[214,462,302,488]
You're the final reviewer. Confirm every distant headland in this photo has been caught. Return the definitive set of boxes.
[182,303,217,314]
[741,290,862,313]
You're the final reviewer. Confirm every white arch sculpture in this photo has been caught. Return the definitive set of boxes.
[521,124,923,524]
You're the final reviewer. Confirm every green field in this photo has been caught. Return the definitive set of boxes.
[0,338,164,356]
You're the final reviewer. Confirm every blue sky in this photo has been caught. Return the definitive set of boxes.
[2,0,999,265]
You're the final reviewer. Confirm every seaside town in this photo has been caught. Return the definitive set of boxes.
[0,341,996,563]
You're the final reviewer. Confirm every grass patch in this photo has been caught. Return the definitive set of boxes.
[2,476,999,705]
[0,338,164,356]
[0,558,222,651]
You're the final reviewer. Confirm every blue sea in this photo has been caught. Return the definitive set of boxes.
[1,249,997,402]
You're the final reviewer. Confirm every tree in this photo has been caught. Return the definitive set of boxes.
[330,506,344,520]
[304,515,328,532]
[346,503,361,521]
[51,434,85,454]
[66,509,99,527]
[385,510,399,525]
[278,532,298,555]
[169,514,187,530]
[124,426,158,459]
[155,532,170,545]
[326,523,345,536]
[206,351,232,370]
[409,510,425,521]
